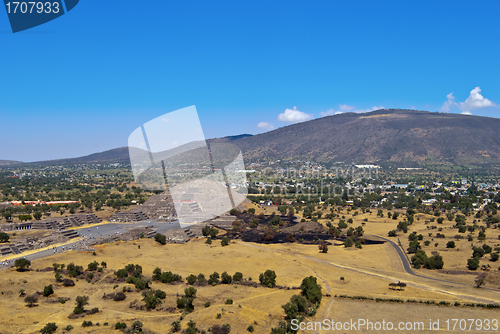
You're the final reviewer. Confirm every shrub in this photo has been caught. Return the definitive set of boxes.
[233,272,243,282]
[282,301,299,319]
[43,284,54,297]
[185,287,197,298]
[446,241,456,249]
[221,271,232,284]
[40,322,57,334]
[63,279,75,287]
[171,320,181,332]
[177,297,187,309]
[225,298,233,304]
[65,325,73,331]
[154,233,166,245]
[144,294,160,309]
[221,236,230,246]
[211,324,231,334]
[206,238,212,244]
[24,294,38,307]
[491,253,500,262]
[197,273,207,284]
[300,276,322,304]
[204,301,211,308]
[115,322,127,330]
[208,272,220,285]
[87,261,99,271]
[259,270,277,288]
[186,274,197,285]
[14,258,31,271]
[159,271,182,284]
[473,247,486,258]
[113,292,126,301]
[131,321,143,331]
[0,232,9,243]
[318,240,328,253]
[483,244,493,254]
[250,219,259,228]
[74,295,89,312]
[468,257,480,270]
[247,324,255,332]
[343,237,354,248]
[81,320,92,327]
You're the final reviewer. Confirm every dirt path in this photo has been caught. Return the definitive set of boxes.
[237,242,500,306]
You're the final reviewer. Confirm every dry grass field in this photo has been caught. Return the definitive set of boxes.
[1,203,500,333]
[1,227,499,333]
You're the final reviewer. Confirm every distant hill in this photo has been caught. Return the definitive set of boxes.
[32,147,131,166]
[208,133,253,143]
[0,160,22,166]
[230,109,500,165]
[7,110,500,167]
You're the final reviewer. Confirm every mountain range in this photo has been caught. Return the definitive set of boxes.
[3,109,500,166]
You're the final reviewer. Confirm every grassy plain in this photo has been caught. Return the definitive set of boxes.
[1,204,500,333]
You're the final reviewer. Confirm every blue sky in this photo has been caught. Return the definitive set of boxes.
[1,0,499,162]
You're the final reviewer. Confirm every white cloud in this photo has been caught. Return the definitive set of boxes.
[440,87,496,114]
[277,106,313,123]
[257,122,274,131]
[320,105,385,117]
[440,93,456,112]
[356,106,385,113]
[460,87,495,113]
[319,109,338,116]
[339,104,355,111]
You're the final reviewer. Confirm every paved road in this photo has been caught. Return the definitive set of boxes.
[369,234,500,293]
[0,221,182,268]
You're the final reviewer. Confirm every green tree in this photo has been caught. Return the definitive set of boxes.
[43,284,54,297]
[0,232,9,243]
[24,294,38,307]
[318,240,328,253]
[15,258,31,271]
[131,320,143,331]
[300,276,322,304]
[233,272,243,282]
[154,233,166,245]
[282,301,298,319]
[221,236,230,246]
[186,274,197,285]
[208,272,220,285]
[185,287,197,298]
[221,271,232,284]
[259,269,277,288]
[74,295,89,314]
[468,257,480,270]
